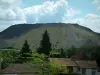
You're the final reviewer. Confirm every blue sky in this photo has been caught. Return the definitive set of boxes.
[0,0,100,33]
[22,0,99,14]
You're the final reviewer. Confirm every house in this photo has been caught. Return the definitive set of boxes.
[70,51,100,75]
[0,64,39,75]
[76,60,100,75]
[49,58,100,75]
[49,58,78,73]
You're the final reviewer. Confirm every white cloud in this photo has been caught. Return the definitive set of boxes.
[0,20,25,31]
[0,0,26,31]
[63,13,100,33]
[0,0,20,9]
[62,18,84,25]
[23,0,81,24]
[62,7,81,24]
[83,14,100,32]
[67,8,81,17]
[0,0,81,31]
[92,0,100,4]
[23,0,69,23]
[92,0,100,10]
[0,0,100,34]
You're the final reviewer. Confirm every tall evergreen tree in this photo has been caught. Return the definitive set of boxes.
[19,40,32,63]
[38,30,51,55]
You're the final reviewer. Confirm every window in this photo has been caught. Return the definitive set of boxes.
[92,69,96,75]
[82,68,86,75]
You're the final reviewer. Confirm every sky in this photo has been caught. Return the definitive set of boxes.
[0,0,100,33]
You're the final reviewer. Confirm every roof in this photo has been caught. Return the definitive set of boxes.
[71,51,88,61]
[0,64,39,74]
[76,60,99,69]
[49,58,77,67]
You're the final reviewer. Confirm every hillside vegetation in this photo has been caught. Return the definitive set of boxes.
[0,23,100,49]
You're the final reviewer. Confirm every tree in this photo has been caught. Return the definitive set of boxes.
[59,48,66,58]
[67,46,76,58]
[40,62,69,75]
[19,40,32,63]
[31,51,47,64]
[37,30,52,55]
[0,51,14,69]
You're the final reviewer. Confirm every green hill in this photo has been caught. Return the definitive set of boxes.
[0,23,100,49]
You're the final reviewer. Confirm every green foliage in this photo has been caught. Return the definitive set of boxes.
[50,50,61,57]
[0,49,69,74]
[50,49,67,58]
[37,30,52,55]
[50,46,77,58]
[19,40,32,63]
[50,46,100,60]
[79,46,100,60]
[48,62,68,74]
[67,46,77,58]
[26,51,68,75]
[59,48,67,58]
[0,51,14,69]
[31,52,47,64]
[40,62,69,75]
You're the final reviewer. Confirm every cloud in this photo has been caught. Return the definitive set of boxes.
[83,14,100,32]
[23,0,68,23]
[0,0,26,31]
[23,0,81,24]
[63,13,100,33]
[62,18,84,25]
[0,0,100,33]
[0,0,20,9]
[92,0,100,10]
[92,0,100,4]
[62,7,81,24]
[0,20,25,31]
[62,12,100,33]
[0,0,81,31]
[67,8,81,17]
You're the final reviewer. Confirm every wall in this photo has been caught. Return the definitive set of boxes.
[80,68,99,75]
[73,67,78,73]
[86,69,92,75]
[96,70,100,75]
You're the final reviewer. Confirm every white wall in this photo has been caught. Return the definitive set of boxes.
[96,70,100,75]
[80,68,99,75]
[86,69,92,75]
